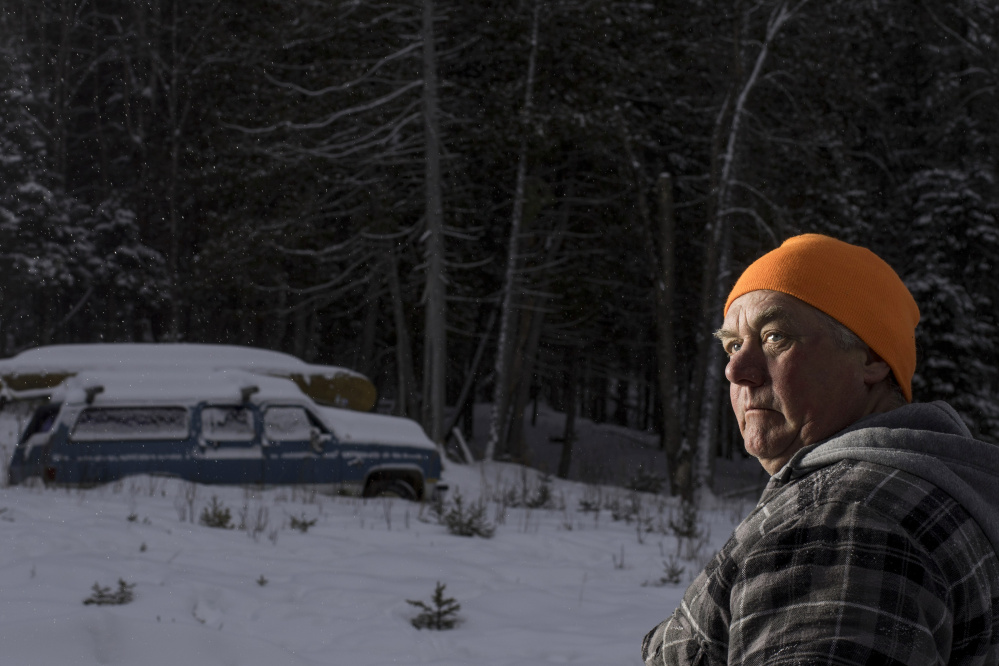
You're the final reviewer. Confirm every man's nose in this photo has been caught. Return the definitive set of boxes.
[725,344,765,386]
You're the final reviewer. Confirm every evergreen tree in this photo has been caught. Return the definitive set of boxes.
[902,169,999,441]
[0,41,90,347]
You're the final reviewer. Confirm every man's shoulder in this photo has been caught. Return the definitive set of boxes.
[801,457,957,518]
[749,458,995,571]
[765,459,962,524]
[785,402,999,554]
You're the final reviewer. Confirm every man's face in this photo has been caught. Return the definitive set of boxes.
[718,290,872,475]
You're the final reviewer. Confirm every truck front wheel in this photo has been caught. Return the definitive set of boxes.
[366,479,418,501]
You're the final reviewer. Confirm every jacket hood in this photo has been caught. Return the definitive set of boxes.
[784,401,999,554]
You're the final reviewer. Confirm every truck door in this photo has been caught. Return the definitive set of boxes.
[261,405,336,485]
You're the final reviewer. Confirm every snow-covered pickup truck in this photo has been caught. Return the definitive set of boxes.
[6,370,444,500]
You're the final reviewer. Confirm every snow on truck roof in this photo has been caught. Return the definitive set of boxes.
[0,343,377,411]
[51,369,437,451]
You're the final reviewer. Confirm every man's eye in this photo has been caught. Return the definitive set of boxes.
[764,332,785,343]
[727,341,742,355]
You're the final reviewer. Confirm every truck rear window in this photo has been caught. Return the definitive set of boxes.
[71,407,190,441]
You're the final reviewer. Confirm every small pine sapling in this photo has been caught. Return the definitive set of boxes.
[407,581,462,630]
[199,496,233,529]
[643,554,685,587]
[83,579,136,606]
[442,490,495,538]
[290,514,317,533]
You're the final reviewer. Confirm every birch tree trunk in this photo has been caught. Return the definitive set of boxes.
[421,0,447,442]
[686,0,808,495]
[485,0,541,461]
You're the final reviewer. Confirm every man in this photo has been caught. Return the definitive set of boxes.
[642,234,999,665]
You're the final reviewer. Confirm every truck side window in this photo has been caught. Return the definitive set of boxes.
[201,406,256,441]
[263,406,314,441]
[71,407,189,441]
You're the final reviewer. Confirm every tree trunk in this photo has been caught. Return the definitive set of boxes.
[695,224,733,491]
[613,377,629,427]
[52,0,73,180]
[357,275,381,379]
[485,0,541,460]
[653,175,682,487]
[557,356,578,480]
[445,308,496,437]
[617,114,684,496]
[504,220,564,461]
[506,300,544,461]
[421,0,447,442]
[167,0,182,342]
[388,244,419,420]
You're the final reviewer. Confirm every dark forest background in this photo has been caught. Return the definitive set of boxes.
[2,0,997,497]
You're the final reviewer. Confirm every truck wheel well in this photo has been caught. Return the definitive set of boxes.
[363,469,425,500]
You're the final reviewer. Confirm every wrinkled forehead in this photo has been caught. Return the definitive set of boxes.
[720,290,824,333]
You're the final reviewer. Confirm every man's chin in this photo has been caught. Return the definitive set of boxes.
[743,434,798,473]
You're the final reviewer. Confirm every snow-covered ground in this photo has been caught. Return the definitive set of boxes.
[0,460,756,665]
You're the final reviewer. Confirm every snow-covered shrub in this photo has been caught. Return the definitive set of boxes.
[628,469,665,495]
[577,485,602,513]
[525,480,553,509]
[668,500,701,540]
[238,504,270,540]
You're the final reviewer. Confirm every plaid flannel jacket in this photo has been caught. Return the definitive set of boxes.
[642,458,999,665]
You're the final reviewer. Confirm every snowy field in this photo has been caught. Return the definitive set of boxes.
[0,459,756,665]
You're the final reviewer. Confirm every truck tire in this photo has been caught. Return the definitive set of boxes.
[367,479,418,501]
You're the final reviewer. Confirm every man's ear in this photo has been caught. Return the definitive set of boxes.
[863,348,892,386]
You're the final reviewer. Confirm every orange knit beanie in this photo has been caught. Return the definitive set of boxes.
[724,234,920,402]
